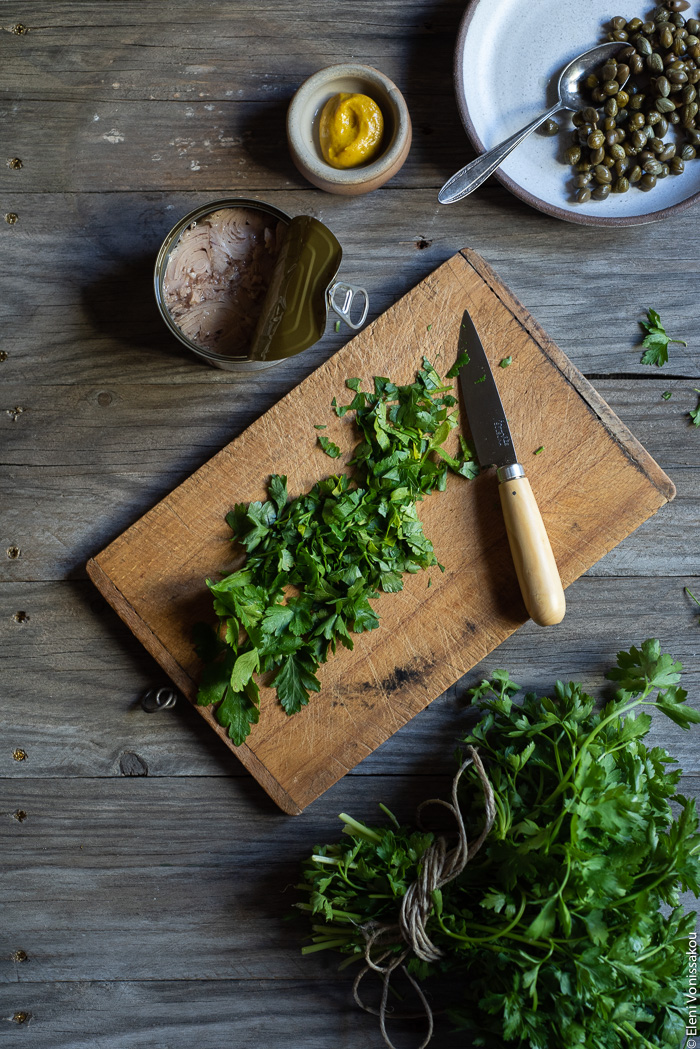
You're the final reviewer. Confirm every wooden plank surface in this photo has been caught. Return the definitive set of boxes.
[1,380,698,582]
[2,575,700,779]
[2,775,699,1048]
[1,0,699,1045]
[87,248,674,812]
[1,191,699,382]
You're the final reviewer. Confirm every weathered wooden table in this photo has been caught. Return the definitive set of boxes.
[1,3,698,1046]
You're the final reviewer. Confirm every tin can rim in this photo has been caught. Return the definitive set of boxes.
[153,197,293,365]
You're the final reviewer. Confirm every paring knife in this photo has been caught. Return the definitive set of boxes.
[456,310,566,626]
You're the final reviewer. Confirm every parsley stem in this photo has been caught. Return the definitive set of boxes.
[301,939,352,954]
[451,921,553,950]
[310,854,357,868]
[553,736,564,781]
[339,813,382,844]
[536,686,654,811]
[435,895,556,951]
[491,788,510,836]
[686,586,700,609]
[617,1021,663,1049]
[614,867,675,907]
[296,902,362,921]
[636,942,668,964]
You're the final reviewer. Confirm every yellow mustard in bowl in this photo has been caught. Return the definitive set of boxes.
[319,92,384,169]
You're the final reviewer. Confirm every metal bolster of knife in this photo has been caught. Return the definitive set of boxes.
[496,463,525,483]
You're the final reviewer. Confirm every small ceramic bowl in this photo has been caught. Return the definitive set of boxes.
[287,63,412,195]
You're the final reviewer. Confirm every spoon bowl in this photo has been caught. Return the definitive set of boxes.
[557,41,625,109]
[438,40,625,205]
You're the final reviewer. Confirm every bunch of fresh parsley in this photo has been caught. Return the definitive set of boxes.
[298,641,700,1048]
[195,360,477,745]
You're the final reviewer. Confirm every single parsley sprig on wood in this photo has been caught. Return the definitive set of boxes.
[194,360,478,745]
[297,640,700,1049]
[639,308,687,367]
[689,388,700,427]
[686,586,700,623]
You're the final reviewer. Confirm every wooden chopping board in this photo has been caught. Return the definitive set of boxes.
[87,249,675,814]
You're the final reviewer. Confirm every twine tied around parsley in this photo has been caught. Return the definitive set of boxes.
[352,746,496,1049]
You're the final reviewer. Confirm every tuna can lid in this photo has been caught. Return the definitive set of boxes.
[249,215,343,362]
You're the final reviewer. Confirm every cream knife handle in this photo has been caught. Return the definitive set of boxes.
[497,469,566,626]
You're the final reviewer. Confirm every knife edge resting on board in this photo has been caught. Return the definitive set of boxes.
[456,310,566,627]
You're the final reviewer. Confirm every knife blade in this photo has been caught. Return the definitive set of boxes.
[456,310,565,626]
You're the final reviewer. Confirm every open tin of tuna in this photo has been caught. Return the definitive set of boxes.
[154,197,369,371]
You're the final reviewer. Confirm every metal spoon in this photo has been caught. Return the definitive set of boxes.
[438,41,625,205]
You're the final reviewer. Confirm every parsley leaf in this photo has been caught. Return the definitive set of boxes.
[195,360,477,743]
[274,651,322,714]
[639,308,687,367]
[446,351,469,378]
[689,388,700,427]
[268,474,288,514]
[499,356,513,368]
[196,653,234,707]
[229,647,260,692]
[317,435,341,458]
[215,678,260,745]
[685,586,700,623]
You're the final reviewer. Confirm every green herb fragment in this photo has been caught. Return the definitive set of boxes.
[689,388,700,427]
[317,435,341,458]
[686,586,700,622]
[427,324,432,331]
[499,356,512,368]
[334,320,341,333]
[474,375,486,384]
[446,351,469,378]
[297,641,700,1048]
[662,390,672,401]
[639,308,687,367]
[314,424,327,430]
[195,361,477,743]
[534,445,544,455]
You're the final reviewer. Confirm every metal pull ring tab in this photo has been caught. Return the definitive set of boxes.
[141,686,179,713]
[328,281,369,331]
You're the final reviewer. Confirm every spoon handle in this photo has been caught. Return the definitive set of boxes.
[438,101,564,205]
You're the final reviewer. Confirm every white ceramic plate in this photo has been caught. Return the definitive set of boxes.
[454,0,700,224]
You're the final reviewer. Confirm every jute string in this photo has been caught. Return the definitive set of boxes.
[352,745,496,1049]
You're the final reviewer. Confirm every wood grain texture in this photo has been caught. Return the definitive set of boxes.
[1,1,699,1045]
[1,191,700,383]
[3,775,698,977]
[2,576,700,780]
[1,380,697,583]
[1,775,698,1048]
[86,250,674,812]
[0,980,428,1049]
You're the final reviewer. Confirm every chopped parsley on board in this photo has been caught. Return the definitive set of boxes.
[194,360,477,744]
